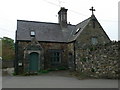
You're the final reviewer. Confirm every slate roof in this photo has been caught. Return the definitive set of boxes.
[16,20,75,42]
[16,15,96,42]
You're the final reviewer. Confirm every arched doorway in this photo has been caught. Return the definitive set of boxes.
[29,52,39,72]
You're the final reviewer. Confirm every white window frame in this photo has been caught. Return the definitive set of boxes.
[30,31,35,36]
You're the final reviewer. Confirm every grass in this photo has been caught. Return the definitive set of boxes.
[39,70,49,74]
[12,67,68,76]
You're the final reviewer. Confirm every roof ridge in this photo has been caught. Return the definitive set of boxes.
[17,20,60,25]
[17,19,75,26]
[76,16,91,26]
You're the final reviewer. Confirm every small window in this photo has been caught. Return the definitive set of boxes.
[91,37,98,45]
[93,21,95,28]
[92,19,96,28]
[30,31,35,37]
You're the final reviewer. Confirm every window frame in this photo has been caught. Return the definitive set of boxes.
[91,37,98,45]
[30,30,35,37]
[51,52,61,64]
[48,49,62,65]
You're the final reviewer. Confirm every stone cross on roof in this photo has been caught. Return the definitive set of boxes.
[58,0,64,7]
[89,6,95,15]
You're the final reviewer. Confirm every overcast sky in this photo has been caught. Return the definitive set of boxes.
[0,0,119,41]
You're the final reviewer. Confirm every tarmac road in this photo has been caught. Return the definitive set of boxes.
[2,71,118,88]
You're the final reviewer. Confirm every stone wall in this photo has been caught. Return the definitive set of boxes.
[15,41,75,74]
[67,43,75,70]
[2,60,14,68]
[76,41,119,79]
[75,17,110,49]
[40,42,69,69]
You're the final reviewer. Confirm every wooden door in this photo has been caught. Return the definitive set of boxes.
[29,52,39,72]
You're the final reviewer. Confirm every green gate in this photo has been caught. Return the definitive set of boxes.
[29,52,39,72]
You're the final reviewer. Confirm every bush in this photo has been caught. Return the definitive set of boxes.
[12,72,18,76]
[47,67,67,71]
[57,66,67,70]
[47,68,56,71]
[39,70,49,74]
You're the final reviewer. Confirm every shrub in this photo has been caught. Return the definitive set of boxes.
[57,66,67,70]
[39,70,49,74]
[47,68,56,71]
[12,72,17,76]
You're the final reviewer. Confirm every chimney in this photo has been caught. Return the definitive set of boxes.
[58,7,68,28]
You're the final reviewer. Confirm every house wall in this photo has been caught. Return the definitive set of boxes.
[40,42,69,69]
[40,42,75,70]
[76,19,110,48]
[2,60,14,68]
[15,41,75,74]
[67,42,75,70]
[15,41,29,74]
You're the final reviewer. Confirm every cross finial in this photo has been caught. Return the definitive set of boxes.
[58,0,64,7]
[89,6,95,15]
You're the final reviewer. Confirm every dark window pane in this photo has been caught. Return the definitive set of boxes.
[93,21,95,28]
[91,37,98,45]
[49,50,61,65]
[57,52,59,56]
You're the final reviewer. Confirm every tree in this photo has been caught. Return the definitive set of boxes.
[2,37,15,60]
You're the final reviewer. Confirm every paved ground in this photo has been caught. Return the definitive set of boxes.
[2,71,118,88]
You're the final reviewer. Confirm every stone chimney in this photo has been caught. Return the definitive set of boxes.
[58,7,68,29]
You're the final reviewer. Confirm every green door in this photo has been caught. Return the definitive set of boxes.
[29,52,39,72]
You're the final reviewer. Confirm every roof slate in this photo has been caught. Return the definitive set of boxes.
[16,15,93,42]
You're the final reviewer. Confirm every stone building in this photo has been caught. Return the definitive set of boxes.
[15,7,110,74]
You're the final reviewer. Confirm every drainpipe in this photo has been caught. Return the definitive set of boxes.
[73,40,76,71]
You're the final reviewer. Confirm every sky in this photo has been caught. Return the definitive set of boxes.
[0,0,119,41]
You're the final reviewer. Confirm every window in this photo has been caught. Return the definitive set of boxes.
[51,52,61,65]
[91,37,98,45]
[92,19,96,28]
[93,21,95,28]
[49,50,62,65]
[74,28,81,35]
[30,31,35,37]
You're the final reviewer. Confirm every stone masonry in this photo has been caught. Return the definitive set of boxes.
[76,41,119,79]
